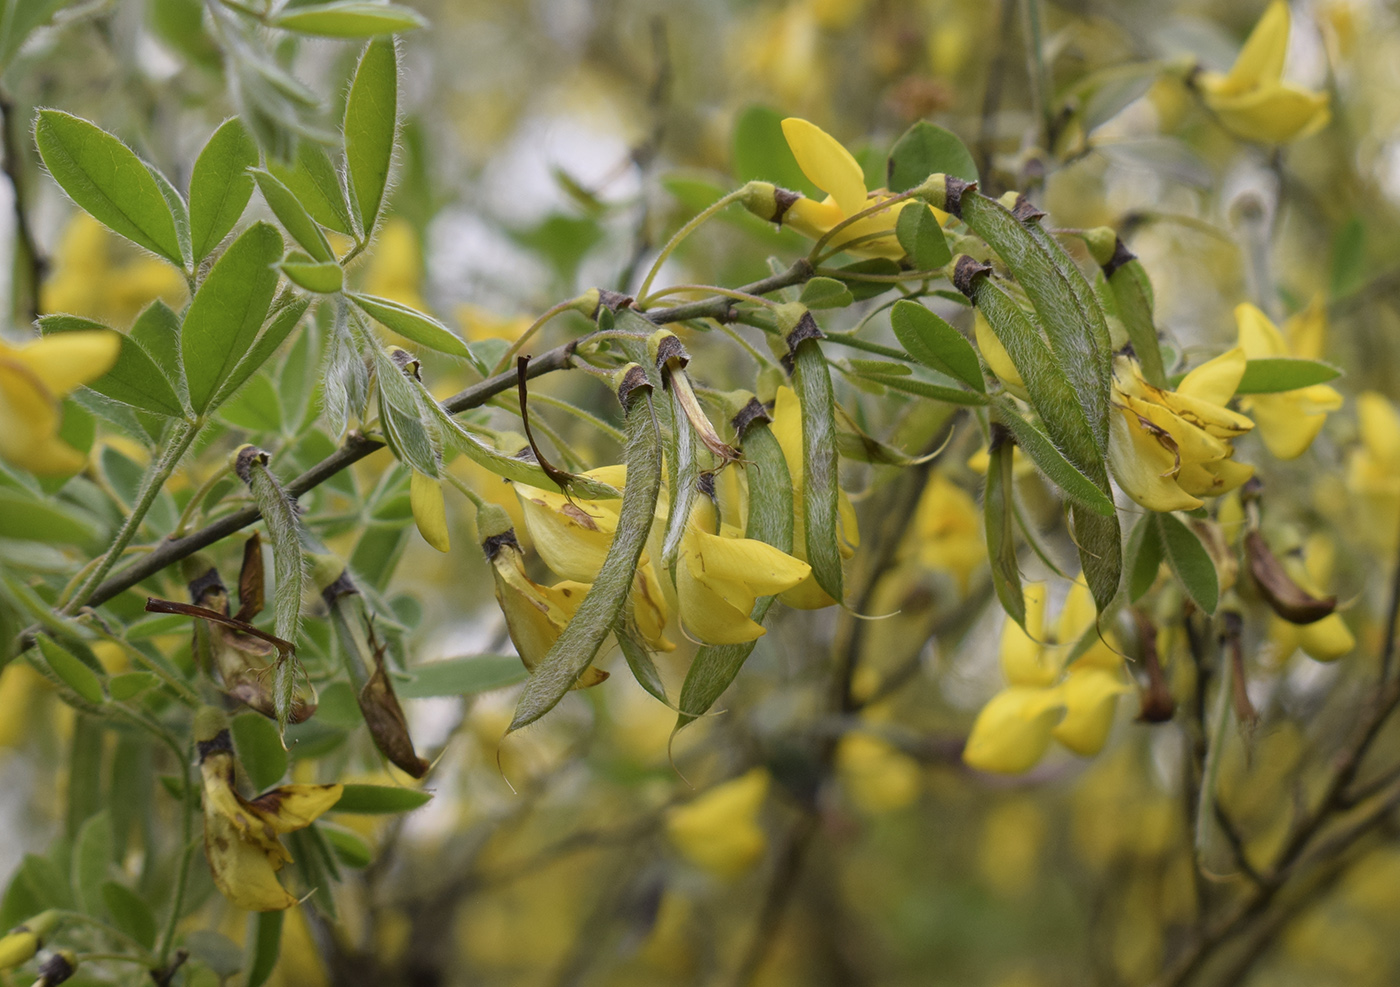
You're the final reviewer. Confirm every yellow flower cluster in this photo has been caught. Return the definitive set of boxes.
[665,768,771,878]
[963,581,1131,775]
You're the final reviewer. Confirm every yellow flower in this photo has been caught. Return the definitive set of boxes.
[1234,301,1342,460]
[964,581,1130,774]
[670,492,811,645]
[907,474,984,593]
[748,118,944,259]
[974,310,1028,400]
[480,518,608,689]
[361,217,427,312]
[409,470,451,552]
[195,708,342,911]
[1268,534,1355,663]
[836,731,921,814]
[41,213,187,326]
[1196,0,1330,144]
[666,768,770,878]
[768,386,859,609]
[513,465,672,651]
[0,330,119,475]
[1347,393,1400,549]
[455,305,531,344]
[1108,349,1254,512]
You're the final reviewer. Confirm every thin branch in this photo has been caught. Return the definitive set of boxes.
[0,88,46,324]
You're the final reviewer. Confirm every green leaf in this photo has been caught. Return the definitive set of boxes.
[1158,512,1218,615]
[1235,357,1342,394]
[991,398,1115,517]
[34,636,103,705]
[798,276,853,309]
[34,110,184,266]
[731,104,819,198]
[189,117,258,264]
[218,297,313,406]
[280,259,343,293]
[889,299,983,390]
[130,300,186,401]
[333,783,433,814]
[887,121,979,192]
[185,930,243,980]
[108,671,159,700]
[251,169,334,261]
[985,435,1025,628]
[221,372,285,433]
[849,370,987,406]
[0,0,70,68]
[269,142,357,237]
[245,910,282,987]
[72,810,113,916]
[616,625,669,706]
[0,489,100,544]
[1127,513,1163,601]
[1107,257,1167,388]
[319,823,372,868]
[38,315,184,417]
[393,654,527,698]
[894,202,952,270]
[832,257,901,301]
[232,712,288,790]
[344,38,397,234]
[181,221,284,412]
[102,882,156,949]
[271,2,427,36]
[350,293,469,358]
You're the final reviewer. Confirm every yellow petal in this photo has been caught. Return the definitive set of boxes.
[489,540,608,687]
[1244,387,1341,460]
[974,311,1028,400]
[1357,393,1400,467]
[666,769,770,878]
[514,484,619,582]
[678,559,766,645]
[410,471,450,552]
[1120,391,1231,464]
[11,330,120,396]
[1108,406,1203,512]
[1234,303,1287,359]
[0,360,86,475]
[781,117,868,218]
[631,564,675,652]
[203,807,298,911]
[1284,296,1328,361]
[1207,82,1330,144]
[962,687,1064,775]
[1052,667,1130,756]
[1174,347,1248,413]
[1299,613,1355,662]
[1221,0,1291,93]
[688,527,812,599]
[1001,583,1058,687]
[836,732,921,814]
[1176,455,1254,498]
[242,783,345,835]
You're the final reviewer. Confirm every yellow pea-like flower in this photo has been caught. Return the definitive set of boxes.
[666,768,770,878]
[0,330,119,476]
[1268,534,1355,663]
[1108,350,1254,512]
[1195,0,1330,144]
[836,731,921,814]
[672,494,810,646]
[908,474,985,594]
[195,708,342,911]
[963,687,1066,775]
[361,216,428,312]
[1234,301,1343,460]
[741,117,944,260]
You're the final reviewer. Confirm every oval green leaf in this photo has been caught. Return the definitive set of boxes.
[272,2,427,37]
[351,293,470,358]
[1235,357,1342,394]
[252,169,333,261]
[894,201,952,271]
[1158,512,1218,615]
[189,117,258,264]
[34,110,184,266]
[281,259,343,294]
[394,654,529,698]
[333,783,433,814]
[344,38,397,234]
[889,299,983,390]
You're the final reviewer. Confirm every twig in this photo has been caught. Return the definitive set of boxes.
[0,87,46,324]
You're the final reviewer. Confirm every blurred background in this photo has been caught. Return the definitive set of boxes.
[4,1,1400,986]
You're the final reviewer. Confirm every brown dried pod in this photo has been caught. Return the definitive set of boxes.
[1245,530,1336,625]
